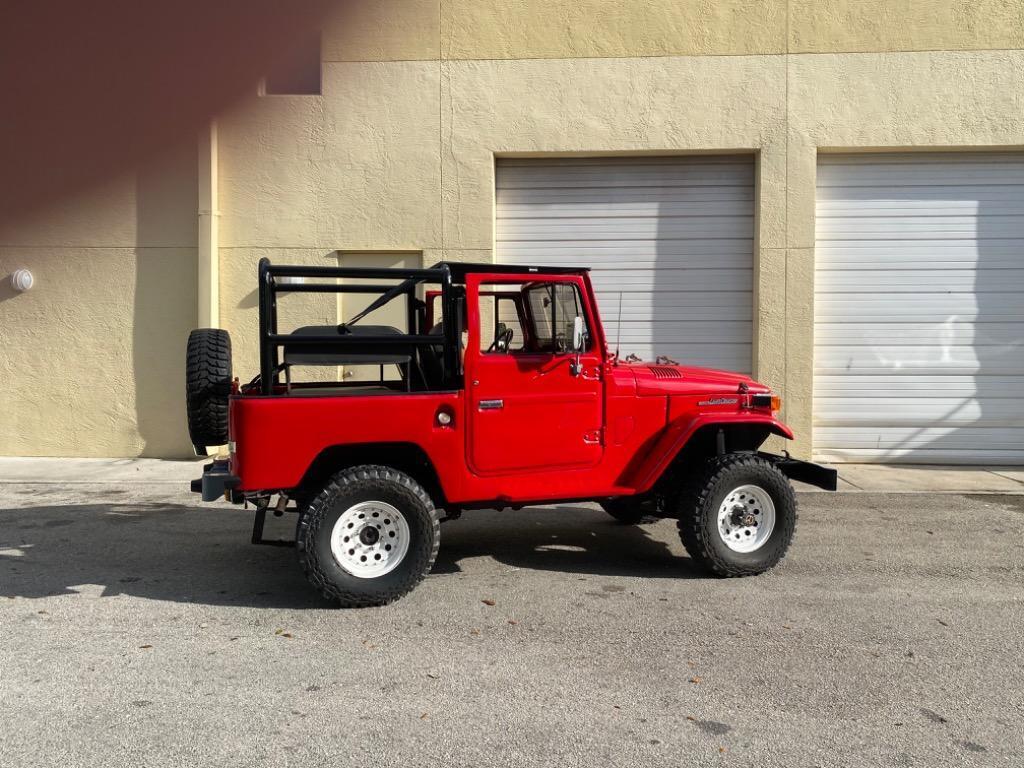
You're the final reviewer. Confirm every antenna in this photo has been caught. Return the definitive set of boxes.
[614,291,623,362]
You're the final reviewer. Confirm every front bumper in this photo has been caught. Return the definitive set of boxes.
[760,452,838,491]
[190,460,241,502]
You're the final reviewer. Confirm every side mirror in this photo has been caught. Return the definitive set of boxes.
[572,316,586,352]
[569,316,587,376]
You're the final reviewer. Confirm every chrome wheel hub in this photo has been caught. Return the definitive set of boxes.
[717,485,776,553]
[330,501,409,578]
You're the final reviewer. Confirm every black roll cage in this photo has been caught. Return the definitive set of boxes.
[256,257,460,395]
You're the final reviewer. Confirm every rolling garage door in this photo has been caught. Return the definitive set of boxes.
[496,156,754,373]
[814,153,1024,464]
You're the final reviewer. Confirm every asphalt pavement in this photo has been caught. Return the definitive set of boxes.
[1,483,1022,767]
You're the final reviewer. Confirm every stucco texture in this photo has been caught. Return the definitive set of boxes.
[442,0,787,60]
[219,62,442,251]
[789,0,1024,54]
[323,0,440,62]
[0,142,198,457]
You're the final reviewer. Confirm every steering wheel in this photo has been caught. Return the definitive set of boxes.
[487,326,514,353]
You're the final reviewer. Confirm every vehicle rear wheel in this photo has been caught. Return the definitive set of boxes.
[676,453,796,577]
[600,498,647,525]
[297,465,440,607]
[185,328,232,449]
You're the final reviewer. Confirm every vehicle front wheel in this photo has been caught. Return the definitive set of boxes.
[297,465,440,607]
[676,454,796,577]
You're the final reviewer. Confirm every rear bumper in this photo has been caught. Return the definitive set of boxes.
[190,460,241,502]
[760,452,838,491]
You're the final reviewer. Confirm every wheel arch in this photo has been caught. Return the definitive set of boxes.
[629,416,793,494]
[294,442,448,509]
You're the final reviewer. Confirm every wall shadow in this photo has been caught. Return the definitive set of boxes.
[0,276,17,304]
[133,142,199,457]
[649,155,755,375]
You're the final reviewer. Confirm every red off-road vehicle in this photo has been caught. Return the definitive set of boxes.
[187,258,835,607]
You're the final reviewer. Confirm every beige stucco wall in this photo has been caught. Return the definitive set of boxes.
[0,141,198,457]
[4,1,1024,457]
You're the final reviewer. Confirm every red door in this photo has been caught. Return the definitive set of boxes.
[465,274,604,475]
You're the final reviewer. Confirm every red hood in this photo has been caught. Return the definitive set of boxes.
[617,361,771,397]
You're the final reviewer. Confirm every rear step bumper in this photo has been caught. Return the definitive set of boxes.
[760,452,838,491]
[191,460,241,502]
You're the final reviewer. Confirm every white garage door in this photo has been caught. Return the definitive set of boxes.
[496,156,754,373]
[814,153,1024,465]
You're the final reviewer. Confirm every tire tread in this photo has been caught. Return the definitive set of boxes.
[296,465,440,608]
[185,328,232,447]
[676,453,797,578]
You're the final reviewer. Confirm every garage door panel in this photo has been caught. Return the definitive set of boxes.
[815,345,1024,376]
[589,270,753,293]
[496,216,754,241]
[816,269,1024,293]
[817,216,1024,239]
[818,195,1024,215]
[814,153,1024,464]
[817,157,1024,186]
[815,322,1024,347]
[497,187,754,205]
[816,426,1024,449]
[817,240,1023,269]
[609,321,752,339]
[498,162,755,188]
[498,156,753,374]
[815,398,1024,427]
[814,293,1021,322]
[814,374,1023,398]
[604,306,753,323]
[504,241,752,267]
[498,199,754,219]
[815,447,1024,464]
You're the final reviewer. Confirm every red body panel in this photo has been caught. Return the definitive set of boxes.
[229,270,793,505]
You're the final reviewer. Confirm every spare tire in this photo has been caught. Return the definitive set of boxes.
[185,328,232,450]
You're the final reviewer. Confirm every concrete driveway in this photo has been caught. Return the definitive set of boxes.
[1,482,1022,767]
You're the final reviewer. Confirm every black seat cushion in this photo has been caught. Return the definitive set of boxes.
[283,325,411,366]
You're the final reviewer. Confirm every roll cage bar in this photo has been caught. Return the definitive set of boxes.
[256,257,460,395]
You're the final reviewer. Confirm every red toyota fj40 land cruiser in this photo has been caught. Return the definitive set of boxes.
[187,258,835,607]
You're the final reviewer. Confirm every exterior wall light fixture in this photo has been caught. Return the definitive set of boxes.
[10,269,34,292]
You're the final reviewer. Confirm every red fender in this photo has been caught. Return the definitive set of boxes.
[624,414,793,494]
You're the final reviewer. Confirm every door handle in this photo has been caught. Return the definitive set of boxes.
[478,399,504,411]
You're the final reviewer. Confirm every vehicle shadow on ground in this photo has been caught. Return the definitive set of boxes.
[0,497,696,609]
[435,506,699,580]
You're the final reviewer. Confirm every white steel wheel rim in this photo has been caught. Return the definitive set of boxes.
[716,484,776,553]
[330,501,410,579]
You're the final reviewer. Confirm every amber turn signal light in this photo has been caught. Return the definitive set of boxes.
[750,393,782,412]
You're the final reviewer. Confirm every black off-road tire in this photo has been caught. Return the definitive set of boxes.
[297,466,440,607]
[676,453,797,577]
[185,328,232,448]
[600,499,647,525]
